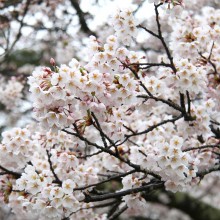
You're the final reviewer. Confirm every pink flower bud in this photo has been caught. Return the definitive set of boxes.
[50,58,55,66]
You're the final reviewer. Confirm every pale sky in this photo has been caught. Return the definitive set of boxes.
[81,0,153,28]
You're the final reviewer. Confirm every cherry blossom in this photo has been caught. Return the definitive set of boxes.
[0,1,220,220]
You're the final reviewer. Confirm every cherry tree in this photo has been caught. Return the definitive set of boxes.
[0,0,220,220]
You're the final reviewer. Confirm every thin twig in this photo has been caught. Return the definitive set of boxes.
[74,169,136,191]
[46,150,62,186]
[183,144,220,152]
[125,114,183,138]
[0,165,21,178]
[154,3,177,73]
[109,204,128,220]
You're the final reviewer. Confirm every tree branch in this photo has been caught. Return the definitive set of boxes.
[83,182,164,203]
[125,114,183,138]
[154,3,177,73]
[183,144,220,152]
[0,165,21,178]
[46,150,62,186]
[69,0,96,36]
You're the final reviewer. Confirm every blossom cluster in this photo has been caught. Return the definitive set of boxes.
[176,99,216,138]
[33,130,76,151]
[0,1,220,220]
[0,127,37,170]
[129,135,198,193]
[50,149,99,186]
[29,34,140,140]
[121,174,147,210]
[110,8,138,46]
[162,59,207,95]
[170,6,220,61]
[14,165,82,219]
[0,77,24,110]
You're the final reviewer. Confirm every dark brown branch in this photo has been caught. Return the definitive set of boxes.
[64,126,108,151]
[109,204,128,220]
[154,3,177,73]
[107,200,122,218]
[197,165,220,178]
[91,112,115,150]
[211,120,220,126]
[83,182,164,203]
[63,126,155,176]
[125,114,183,138]
[137,93,195,122]
[129,62,172,70]
[63,200,118,220]
[121,61,152,97]
[186,91,191,116]
[69,0,96,36]
[198,42,219,76]
[123,124,136,135]
[46,150,62,186]
[139,150,148,158]
[65,127,130,166]
[67,121,161,181]
[183,144,220,152]
[179,92,193,121]
[74,169,136,191]
[0,165,21,178]
[138,24,159,39]
[127,139,141,147]
[76,150,103,159]
[179,92,186,112]
[138,94,183,111]
[210,124,220,139]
